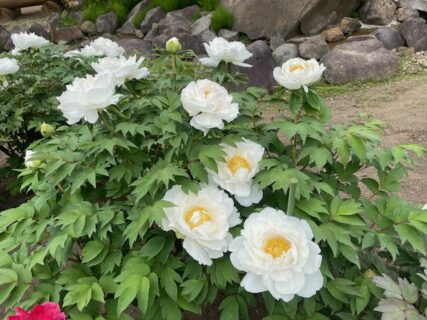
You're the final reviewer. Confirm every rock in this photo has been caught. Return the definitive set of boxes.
[324,27,344,42]
[396,46,415,56]
[397,8,420,22]
[117,0,149,35]
[237,40,275,89]
[71,11,83,24]
[321,37,397,84]
[170,5,200,21]
[135,29,144,38]
[200,30,216,43]
[0,8,17,23]
[49,12,60,31]
[398,0,427,12]
[144,23,159,41]
[28,23,51,40]
[80,20,97,35]
[41,1,63,15]
[400,17,427,51]
[0,25,10,49]
[272,43,299,65]
[116,38,154,56]
[339,17,361,35]
[52,26,83,44]
[360,0,397,25]
[218,29,238,41]
[96,12,118,34]
[222,0,320,40]
[373,27,405,49]
[178,33,205,53]
[140,7,165,34]
[191,13,212,38]
[298,35,328,60]
[300,0,360,36]
[270,33,285,50]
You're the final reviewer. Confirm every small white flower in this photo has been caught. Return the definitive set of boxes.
[57,73,122,124]
[181,79,239,135]
[24,150,41,168]
[423,204,427,210]
[273,58,326,92]
[209,139,264,207]
[200,37,253,68]
[11,32,49,54]
[79,37,125,57]
[230,208,323,302]
[91,55,150,87]
[0,58,19,75]
[161,185,241,266]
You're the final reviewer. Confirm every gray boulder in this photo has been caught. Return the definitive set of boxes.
[52,26,83,44]
[140,7,165,34]
[272,43,299,65]
[222,0,321,40]
[28,23,51,40]
[398,0,427,12]
[218,29,238,41]
[339,17,361,35]
[48,12,60,31]
[360,0,397,25]
[191,13,215,42]
[0,26,10,49]
[116,38,154,56]
[397,8,420,22]
[300,0,360,36]
[400,17,427,51]
[373,27,405,50]
[298,35,328,60]
[117,0,149,35]
[236,40,275,89]
[80,21,97,35]
[96,12,118,34]
[321,36,397,84]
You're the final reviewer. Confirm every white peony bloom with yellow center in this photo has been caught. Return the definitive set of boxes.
[78,37,125,57]
[91,55,150,87]
[24,150,41,168]
[273,58,326,92]
[181,79,239,135]
[161,185,241,266]
[11,32,49,54]
[57,73,122,124]
[209,139,264,207]
[200,37,253,68]
[230,208,323,302]
[0,58,19,75]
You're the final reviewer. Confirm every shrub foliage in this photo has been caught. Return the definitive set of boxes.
[0,43,426,320]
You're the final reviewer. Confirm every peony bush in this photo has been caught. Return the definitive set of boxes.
[0,35,426,320]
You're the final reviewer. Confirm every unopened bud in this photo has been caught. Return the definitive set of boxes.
[40,122,55,137]
[166,37,181,53]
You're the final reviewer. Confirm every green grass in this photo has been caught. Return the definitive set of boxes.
[211,5,233,32]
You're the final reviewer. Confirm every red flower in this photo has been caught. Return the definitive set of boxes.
[8,302,65,320]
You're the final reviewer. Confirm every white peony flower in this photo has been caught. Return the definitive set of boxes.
[79,37,125,57]
[24,150,41,168]
[273,58,326,92]
[209,139,264,207]
[181,79,239,135]
[11,32,49,54]
[423,204,427,210]
[230,207,323,302]
[200,37,253,68]
[91,55,150,87]
[0,58,19,75]
[57,73,122,124]
[161,185,241,266]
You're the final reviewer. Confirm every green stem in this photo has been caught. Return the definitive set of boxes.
[109,106,128,119]
[287,178,298,216]
[99,111,114,134]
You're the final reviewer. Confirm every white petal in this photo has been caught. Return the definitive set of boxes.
[183,239,213,266]
[297,270,323,298]
[241,273,267,293]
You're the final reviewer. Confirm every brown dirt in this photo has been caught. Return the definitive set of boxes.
[325,77,427,205]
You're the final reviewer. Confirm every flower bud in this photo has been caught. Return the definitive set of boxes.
[363,269,375,278]
[166,37,181,53]
[40,122,55,137]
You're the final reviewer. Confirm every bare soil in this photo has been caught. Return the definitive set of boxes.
[325,77,427,205]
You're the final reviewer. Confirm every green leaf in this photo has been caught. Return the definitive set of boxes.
[220,296,239,320]
[82,240,105,263]
[394,224,425,254]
